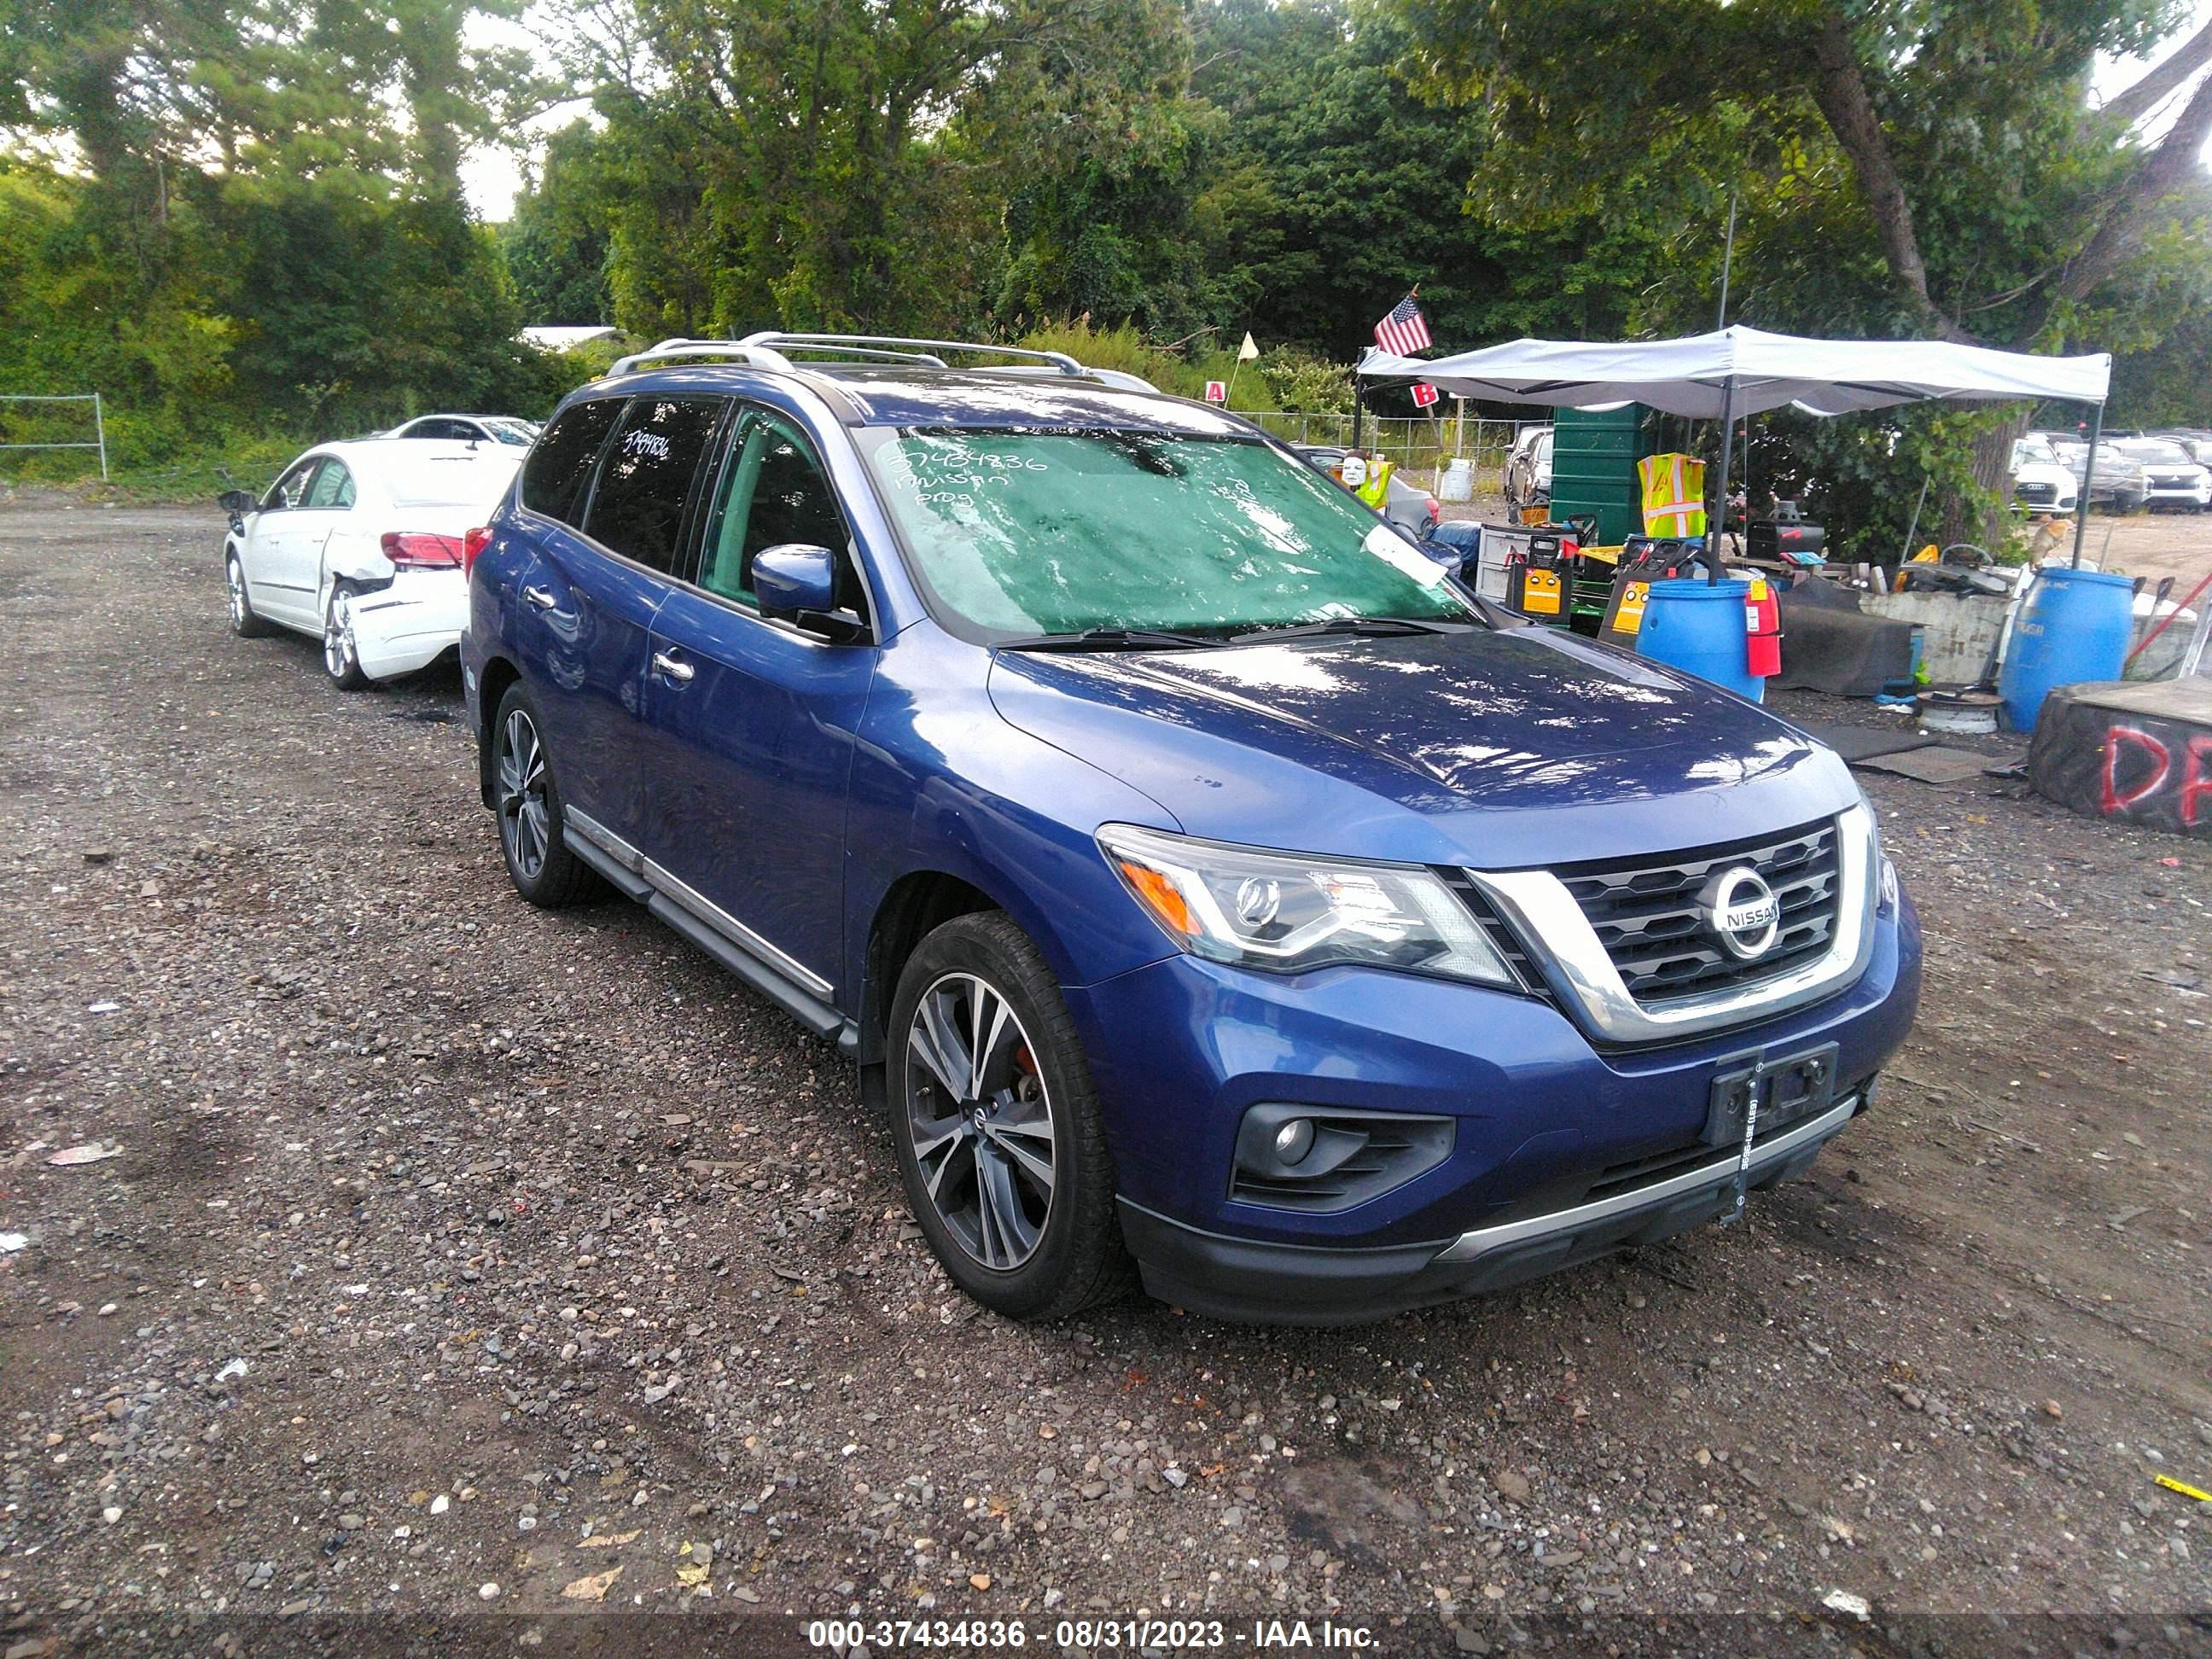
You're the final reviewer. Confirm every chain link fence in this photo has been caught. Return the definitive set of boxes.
[1238,410,1542,498]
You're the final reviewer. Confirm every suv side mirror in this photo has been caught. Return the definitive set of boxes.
[753,544,837,620]
[217,489,256,515]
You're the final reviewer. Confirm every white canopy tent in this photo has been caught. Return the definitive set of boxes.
[1357,324,2112,570]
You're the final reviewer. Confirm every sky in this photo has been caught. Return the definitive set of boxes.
[460,2,2212,223]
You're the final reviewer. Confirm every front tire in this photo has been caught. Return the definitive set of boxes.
[490,684,597,908]
[888,912,1126,1322]
[323,580,370,690]
[227,551,271,638]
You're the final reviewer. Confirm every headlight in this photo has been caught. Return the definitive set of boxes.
[1854,790,1897,912]
[1097,824,1516,986]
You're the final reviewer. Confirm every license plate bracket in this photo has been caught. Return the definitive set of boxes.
[1702,1042,1839,1148]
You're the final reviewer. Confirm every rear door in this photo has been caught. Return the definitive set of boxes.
[288,457,357,614]
[510,393,726,851]
[636,403,878,1000]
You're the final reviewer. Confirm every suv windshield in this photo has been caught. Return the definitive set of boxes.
[860,430,1473,639]
[2122,440,2192,465]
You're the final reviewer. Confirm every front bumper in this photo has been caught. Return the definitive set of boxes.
[350,569,468,680]
[1120,1092,1862,1324]
[2142,483,2210,509]
[1068,894,1918,1322]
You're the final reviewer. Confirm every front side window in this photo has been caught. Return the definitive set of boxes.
[305,462,353,509]
[860,430,1474,639]
[584,395,727,575]
[699,411,851,604]
[520,399,624,527]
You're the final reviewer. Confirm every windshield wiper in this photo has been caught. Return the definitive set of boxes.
[994,626,1225,653]
[1228,615,1468,644]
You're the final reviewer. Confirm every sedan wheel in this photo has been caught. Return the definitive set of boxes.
[905,972,1057,1272]
[323,584,369,690]
[497,707,552,884]
[226,554,270,637]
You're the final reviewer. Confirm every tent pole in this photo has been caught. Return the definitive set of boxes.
[1352,374,1365,452]
[1715,187,1738,329]
[1709,375,1738,584]
[2069,403,2102,570]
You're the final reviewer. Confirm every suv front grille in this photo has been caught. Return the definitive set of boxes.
[1554,820,1840,1006]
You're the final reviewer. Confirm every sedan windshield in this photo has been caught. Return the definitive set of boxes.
[860,430,1473,639]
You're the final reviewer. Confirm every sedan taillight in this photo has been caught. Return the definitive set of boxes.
[381,532,466,569]
[462,526,492,579]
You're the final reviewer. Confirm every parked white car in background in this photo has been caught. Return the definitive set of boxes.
[221,440,521,688]
[381,413,540,447]
[2009,435,2080,515]
[2111,438,2211,511]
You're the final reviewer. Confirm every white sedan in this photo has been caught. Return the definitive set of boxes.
[220,439,521,688]
[382,413,541,447]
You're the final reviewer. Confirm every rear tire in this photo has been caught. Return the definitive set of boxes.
[226,551,271,638]
[888,912,1128,1322]
[491,684,597,909]
[323,580,370,690]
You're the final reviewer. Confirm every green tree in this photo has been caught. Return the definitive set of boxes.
[502,120,615,325]
[1182,0,1674,364]
[1385,0,2212,539]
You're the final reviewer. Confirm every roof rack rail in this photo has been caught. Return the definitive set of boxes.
[738,333,1087,378]
[608,339,796,376]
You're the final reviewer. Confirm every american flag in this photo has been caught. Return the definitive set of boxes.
[1374,292,1431,356]
[1410,381,1441,409]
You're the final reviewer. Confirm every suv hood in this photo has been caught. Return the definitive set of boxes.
[987,627,1860,870]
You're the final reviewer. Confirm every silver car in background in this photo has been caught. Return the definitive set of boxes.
[2112,438,2211,511]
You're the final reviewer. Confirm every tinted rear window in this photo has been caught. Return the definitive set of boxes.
[582,395,726,574]
[520,399,624,525]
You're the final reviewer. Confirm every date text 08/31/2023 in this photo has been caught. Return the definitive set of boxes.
[805,1616,1380,1650]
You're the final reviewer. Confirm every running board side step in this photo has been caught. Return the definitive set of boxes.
[648,894,856,1051]
[561,811,859,1056]
[562,830,654,902]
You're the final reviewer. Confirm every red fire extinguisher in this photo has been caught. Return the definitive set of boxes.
[1745,577,1783,679]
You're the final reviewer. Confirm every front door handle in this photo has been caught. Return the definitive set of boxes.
[651,650,695,684]
[521,585,557,610]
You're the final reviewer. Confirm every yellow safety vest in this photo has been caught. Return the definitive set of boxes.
[1353,460,1394,510]
[1638,453,1707,538]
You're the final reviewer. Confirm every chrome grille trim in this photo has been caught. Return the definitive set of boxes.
[1556,822,1839,1001]
[1463,805,1877,1045]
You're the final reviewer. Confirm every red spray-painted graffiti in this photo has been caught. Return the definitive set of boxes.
[2098,724,2212,829]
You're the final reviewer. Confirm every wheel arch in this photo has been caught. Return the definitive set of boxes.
[858,870,1004,1094]
[475,655,523,809]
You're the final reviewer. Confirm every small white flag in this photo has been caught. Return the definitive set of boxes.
[1237,332,1260,362]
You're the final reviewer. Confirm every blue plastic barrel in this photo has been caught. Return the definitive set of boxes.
[1998,568,2135,732]
[1636,578,1761,700]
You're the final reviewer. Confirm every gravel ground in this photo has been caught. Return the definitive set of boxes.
[1,500,2208,1656]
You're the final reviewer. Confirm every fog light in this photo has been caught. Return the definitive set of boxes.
[1272,1118,1314,1166]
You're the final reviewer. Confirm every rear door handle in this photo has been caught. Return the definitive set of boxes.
[521,585,557,610]
[651,650,695,684]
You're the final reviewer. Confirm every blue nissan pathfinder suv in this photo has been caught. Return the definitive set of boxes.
[461,334,1919,1324]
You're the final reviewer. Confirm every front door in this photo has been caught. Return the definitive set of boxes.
[637,405,878,1000]
[243,457,324,626]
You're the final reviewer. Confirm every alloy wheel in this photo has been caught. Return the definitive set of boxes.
[323,591,358,680]
[904,972,1057,1272]
[497,708,551,881]
[227,560,247,628]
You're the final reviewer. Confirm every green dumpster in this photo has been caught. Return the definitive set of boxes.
[1549,405,1654,544]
